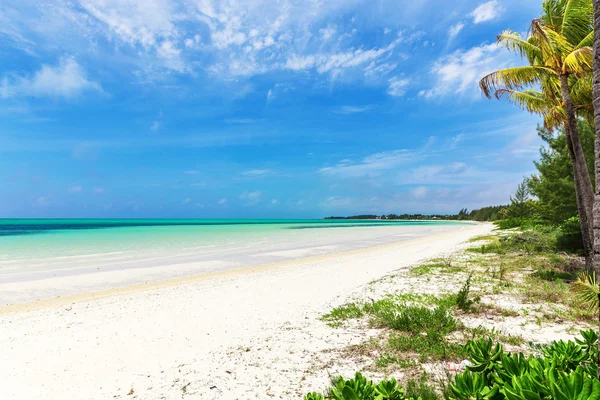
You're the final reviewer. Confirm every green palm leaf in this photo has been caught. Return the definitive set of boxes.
[563,46,592,73]
[480,66,557,98]
[561,0,593,45]
[571,271,600,311]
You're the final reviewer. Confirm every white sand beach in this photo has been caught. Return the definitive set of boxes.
[0,222,492,400]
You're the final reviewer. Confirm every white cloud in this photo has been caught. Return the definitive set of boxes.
[334,105,373,114]
[242,169,272,177]
[182,197,191,205]
[387,77,410,96]
[284,55,316,70]
[411,186,429,199]
[240,190,262,201]
[448,22,464,39]
[69,185,83,193]
[240,190,262,205]
[470,1,501,24]
[271,199,279,205]
[320,150,414,178]
[420,43,512,99]
[79,0,176,46]
[1,56,102,99]
[218,198,227,205]
[93,187,105,194]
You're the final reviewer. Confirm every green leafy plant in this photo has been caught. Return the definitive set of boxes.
[330,372,376,400]
[571,271,600,311]
[456,274,481,312]
[304,393,326,400]
[449,370,500,400]
[449,330,600,400]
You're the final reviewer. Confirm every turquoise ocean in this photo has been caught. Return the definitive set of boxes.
[0,219,469,303]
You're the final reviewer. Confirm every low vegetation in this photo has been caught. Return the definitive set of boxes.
[304,330,600,400]
[306,224,596,398]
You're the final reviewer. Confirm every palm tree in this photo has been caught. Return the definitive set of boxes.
[493,78,595,264]
[479,0,595,265]
[590,0,600,380]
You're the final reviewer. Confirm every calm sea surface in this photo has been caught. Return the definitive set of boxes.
[0,219,470,303]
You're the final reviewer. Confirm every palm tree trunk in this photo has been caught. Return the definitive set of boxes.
[559,74,595,238]
[564,123,594,269]
[591,0,600,380]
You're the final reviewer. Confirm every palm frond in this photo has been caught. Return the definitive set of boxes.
[563,46,592,73]
[497,31,542,61]
[575,30,594,49]
[571,271,600,311]
[494,89,552,115]
[570,73,593,105]
[479,66,557,98]
[561,0,593,45]
[541,0,568,28]
[543,106,567,130]
[539,23,575,60]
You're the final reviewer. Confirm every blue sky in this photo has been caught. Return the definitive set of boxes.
[1,0,546,218]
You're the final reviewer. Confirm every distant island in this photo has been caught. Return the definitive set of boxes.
[325,205,507,222]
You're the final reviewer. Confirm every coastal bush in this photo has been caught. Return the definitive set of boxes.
[405,375,439,400]
[387,332,466,361]
[320,294,456,328]
[449,330,600,400]
[303,372,418,400]
[455,274,480,312]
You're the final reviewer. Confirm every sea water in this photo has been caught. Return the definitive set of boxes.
[0,219,469,303]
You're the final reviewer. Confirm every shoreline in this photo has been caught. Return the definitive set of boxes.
[0,222,493,400]
[0,222,477,309]
[0,222,479,315]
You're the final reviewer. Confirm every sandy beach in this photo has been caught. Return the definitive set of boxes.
[0,222,492,400]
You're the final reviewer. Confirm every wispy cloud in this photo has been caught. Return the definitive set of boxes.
[419,43,512,99]
[334,105,374,114]
[470,1,502,24]
[1,56,102,99]
[320,150,414,178]
[240,190,262,205]
[387,77,410,97]
[448,22,464,40]
[224,118,263,124]
[242,169,273,178]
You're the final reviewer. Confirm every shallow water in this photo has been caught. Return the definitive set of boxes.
[0,219,470,303]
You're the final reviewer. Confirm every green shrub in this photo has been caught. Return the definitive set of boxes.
[455,274,480,312]
[304,372,418,400]
[449,330,600,400]
[405,375,440,400]
[532,268,573,281]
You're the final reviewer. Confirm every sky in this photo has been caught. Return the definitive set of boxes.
[0,0,547,218]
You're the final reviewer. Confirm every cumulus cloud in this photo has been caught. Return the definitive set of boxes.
[1,56,102,99]
[470,1,501,24]
[419,43,512,99]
